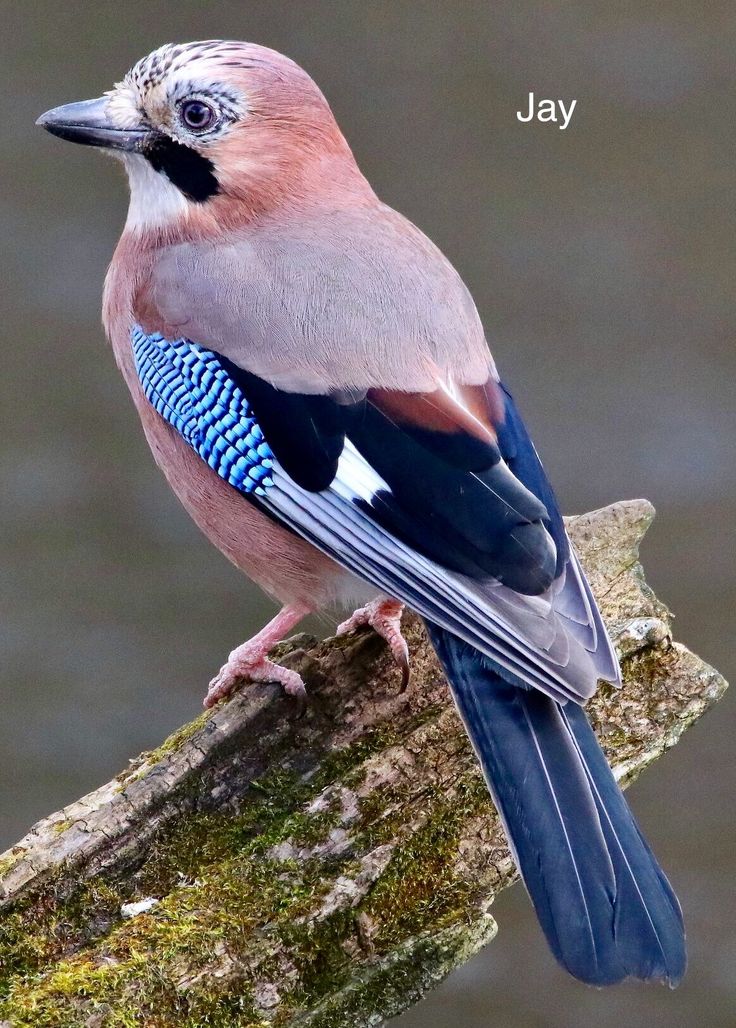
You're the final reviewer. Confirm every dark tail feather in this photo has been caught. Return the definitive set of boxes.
[427,625,686,986]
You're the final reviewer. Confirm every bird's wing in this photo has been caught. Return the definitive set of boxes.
[132,315,620,707]
[137,207,618,702]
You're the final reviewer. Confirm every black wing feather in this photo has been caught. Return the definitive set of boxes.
[219,357,345,492]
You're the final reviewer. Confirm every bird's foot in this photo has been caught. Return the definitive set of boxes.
[204,649,307,711]
[204,603,309,711]
[337,598,410,690]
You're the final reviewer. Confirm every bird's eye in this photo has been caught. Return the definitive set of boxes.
[179,99,216,132]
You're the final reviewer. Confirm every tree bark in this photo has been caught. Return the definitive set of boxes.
[0,501,727,1028]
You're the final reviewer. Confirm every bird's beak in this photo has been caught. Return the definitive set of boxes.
[36,96,148,152]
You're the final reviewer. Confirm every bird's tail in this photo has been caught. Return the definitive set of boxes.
[427,624,686,986]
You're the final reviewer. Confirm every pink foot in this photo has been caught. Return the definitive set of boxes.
[204,602,310,710]
[337,598,410,690]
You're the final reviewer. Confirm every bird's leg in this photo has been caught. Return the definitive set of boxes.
[204,602,311,709]
[336,597,410,690]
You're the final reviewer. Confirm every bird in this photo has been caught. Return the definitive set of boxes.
[37,40,686,987]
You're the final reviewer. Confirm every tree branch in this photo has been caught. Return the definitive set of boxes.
[0,501,727,1028]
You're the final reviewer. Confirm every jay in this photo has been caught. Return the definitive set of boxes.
[38,40,685,986]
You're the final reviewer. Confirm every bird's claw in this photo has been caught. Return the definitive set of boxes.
[337,598,410,690]
[204,652,308,711]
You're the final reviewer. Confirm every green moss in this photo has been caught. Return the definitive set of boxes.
[0,907,57,999]
[291,918,497,1028]
[0,851,20,879]
[361,776,491,948]
[0,724,426,1023]
[0,840,352,1025]
[269,775,493,1023]
[311,727,402,791]
[0,700,497,1026]
[0,876,130,999]
[119,709,213,785]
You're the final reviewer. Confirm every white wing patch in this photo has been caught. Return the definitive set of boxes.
[261,441,620,705]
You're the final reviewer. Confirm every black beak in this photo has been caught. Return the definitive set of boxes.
[36,97,148,152]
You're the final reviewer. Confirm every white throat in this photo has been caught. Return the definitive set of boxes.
[121,153,189,231]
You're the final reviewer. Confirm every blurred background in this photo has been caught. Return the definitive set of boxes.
[1,2,733,1025]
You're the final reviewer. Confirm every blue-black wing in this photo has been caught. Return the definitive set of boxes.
[133,326,619,704]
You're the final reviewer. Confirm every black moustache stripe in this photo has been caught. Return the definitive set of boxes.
[143,134,220,202]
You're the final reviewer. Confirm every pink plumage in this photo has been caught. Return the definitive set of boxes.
[37,40,686,986]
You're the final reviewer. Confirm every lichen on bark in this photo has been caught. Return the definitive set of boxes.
[0,501,727,1027]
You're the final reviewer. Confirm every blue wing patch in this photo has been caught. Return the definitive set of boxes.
[131,325,274,496]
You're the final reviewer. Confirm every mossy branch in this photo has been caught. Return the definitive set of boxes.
[0,501,727,1027]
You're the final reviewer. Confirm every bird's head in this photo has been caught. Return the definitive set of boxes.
[37,41,365,234]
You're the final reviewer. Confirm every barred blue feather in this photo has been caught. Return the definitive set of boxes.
[131,325,274,496]
[129,325,686,988]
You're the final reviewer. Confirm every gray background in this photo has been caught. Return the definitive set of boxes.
[1,3,733,1026]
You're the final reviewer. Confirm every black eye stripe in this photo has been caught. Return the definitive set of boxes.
[143,133,219,203]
